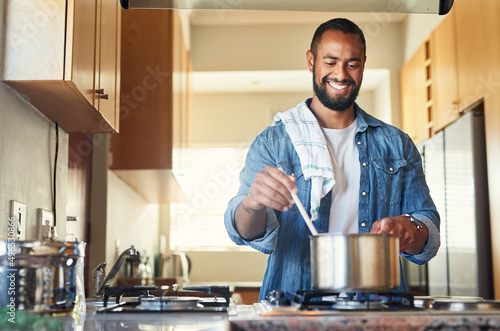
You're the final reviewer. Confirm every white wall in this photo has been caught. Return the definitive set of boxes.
[88,135,160,283]
[191,18,404,127]
[402,13,445,62]
[106,171,160,268]
[0,0,68,240]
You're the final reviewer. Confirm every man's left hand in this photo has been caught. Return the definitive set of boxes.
[370,215,428,254]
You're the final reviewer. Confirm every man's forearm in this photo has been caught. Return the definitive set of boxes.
[234,198,267,241]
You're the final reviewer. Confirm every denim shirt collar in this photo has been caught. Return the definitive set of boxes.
[354,102,382,132]
[304,98,381,133]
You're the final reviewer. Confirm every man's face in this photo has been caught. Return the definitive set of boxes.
[307,30,366,111]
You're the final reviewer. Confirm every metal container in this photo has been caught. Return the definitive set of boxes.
[310,233,400,292]
[0,240,85,313]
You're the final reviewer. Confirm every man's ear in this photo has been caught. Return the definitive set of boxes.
[306,50,314,72]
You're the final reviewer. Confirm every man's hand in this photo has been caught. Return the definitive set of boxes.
[235,166,297,240]
[370,215,428,254]
[244,165,297,212]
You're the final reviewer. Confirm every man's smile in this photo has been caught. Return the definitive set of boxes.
[324,78,355,94]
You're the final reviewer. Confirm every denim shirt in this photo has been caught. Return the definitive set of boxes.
[224,101,440,301]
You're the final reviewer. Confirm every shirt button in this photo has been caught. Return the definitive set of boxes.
[291,173,295,177]
[361,222,366,228]
[361,191,367,196]
[357,141,362,145]
[320,229,325,233]
[362,162,367,167]
[389,167,393,172]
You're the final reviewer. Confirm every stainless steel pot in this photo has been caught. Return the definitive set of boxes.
[310,233,399,292]
[0,240,85,313]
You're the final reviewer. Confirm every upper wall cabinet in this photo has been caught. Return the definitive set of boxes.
[431,0,484,132]
[110,9,192,203]
[430,9,459,132]
[401,42,430,146]
[3,0,121,133]
[402,0,486,135]
[453,0,485,111]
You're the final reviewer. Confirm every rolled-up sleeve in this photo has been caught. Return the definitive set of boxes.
[402,213,440,264]
[223,131,282,254]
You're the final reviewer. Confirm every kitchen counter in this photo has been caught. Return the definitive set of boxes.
[5,304,500,331]
[230,306,500,330]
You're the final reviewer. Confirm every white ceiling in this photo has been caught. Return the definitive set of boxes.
[190,10,407,26]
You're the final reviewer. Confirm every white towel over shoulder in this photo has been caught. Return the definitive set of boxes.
[274,101,335,221]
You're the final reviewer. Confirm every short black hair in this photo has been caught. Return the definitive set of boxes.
[310,18,366,56]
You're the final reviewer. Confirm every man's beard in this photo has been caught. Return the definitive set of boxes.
[312,69,361,111]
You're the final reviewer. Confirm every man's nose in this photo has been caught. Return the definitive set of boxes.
[333,65,350,82]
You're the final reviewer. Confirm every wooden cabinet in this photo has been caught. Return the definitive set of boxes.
[110,9,192,203]
[482,0,500,300]
[400,43,430,145]
[428,0,484,132]
[453,0,485,110]
[403,0,487,134]
[430,11,459,132]
[3,0,121,133]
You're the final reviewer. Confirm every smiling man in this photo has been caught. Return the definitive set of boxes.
[224,18,440,301]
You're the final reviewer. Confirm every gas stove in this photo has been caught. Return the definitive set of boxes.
[91,284,230,314]
[257,289,500,316]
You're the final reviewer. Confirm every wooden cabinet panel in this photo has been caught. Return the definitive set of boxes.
[112,9,174,170]
[110,9,192,203]
[430,11,459,132]
[71,0,97,107]
[96,0,121,129]
[453,0,485,110]
[482,0,500,300]
[3,0,120,133]
[401,43,428,145]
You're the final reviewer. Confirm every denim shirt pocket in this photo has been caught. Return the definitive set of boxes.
[372,158,407,205]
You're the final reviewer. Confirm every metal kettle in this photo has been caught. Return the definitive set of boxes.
[163,252,191,284]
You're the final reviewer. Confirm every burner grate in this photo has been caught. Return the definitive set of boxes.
[296,290,417,311]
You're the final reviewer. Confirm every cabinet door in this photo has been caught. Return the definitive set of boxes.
[96,0,120,128]
[431,11,459,132]
[71,0,97,107]
[401,59,415,139]
[401,44,428,145]
[453,0,485,109]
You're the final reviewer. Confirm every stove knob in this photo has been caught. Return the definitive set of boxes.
[267,290,291,306]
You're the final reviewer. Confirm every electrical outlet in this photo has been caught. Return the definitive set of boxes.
[10,200,26,240]
[37,208,54,239]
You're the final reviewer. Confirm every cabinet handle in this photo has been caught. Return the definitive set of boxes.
[95,89,109,99]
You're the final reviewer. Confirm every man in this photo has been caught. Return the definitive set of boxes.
[224,18,440,301]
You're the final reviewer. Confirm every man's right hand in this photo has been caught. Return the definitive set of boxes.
[234,165,297,240]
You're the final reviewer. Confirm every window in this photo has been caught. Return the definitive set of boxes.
[170,147,252,251]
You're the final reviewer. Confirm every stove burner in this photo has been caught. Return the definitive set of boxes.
[97,285,231,313]
[296,290,417,311]
[137,296,202,311]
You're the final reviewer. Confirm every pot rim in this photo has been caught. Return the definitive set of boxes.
[310,233,400,238]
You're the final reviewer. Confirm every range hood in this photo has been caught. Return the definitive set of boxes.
[120,0,454,15]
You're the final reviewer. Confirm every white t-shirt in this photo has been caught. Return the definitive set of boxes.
[321,119,360,234]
